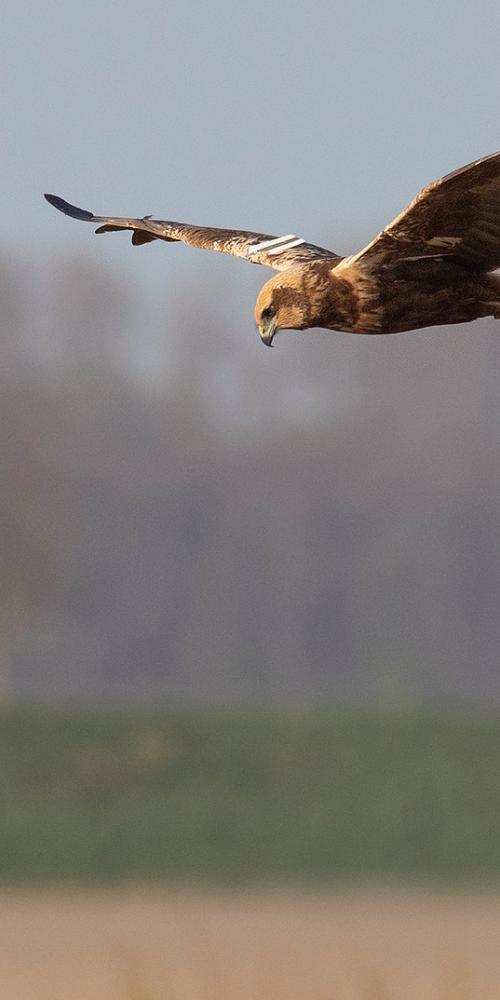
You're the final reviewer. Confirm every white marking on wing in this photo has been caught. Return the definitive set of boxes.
[268,238,306,255]
[246,234,301,256]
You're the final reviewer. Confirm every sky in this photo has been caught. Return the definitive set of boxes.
[4,0,500,705]
[4,0,500,310]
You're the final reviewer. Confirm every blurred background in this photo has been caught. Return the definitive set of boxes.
[3,1,500,996]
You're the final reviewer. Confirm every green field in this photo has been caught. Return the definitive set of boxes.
[1,708,499,884]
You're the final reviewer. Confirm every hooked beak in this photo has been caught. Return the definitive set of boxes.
[258,316,278,347]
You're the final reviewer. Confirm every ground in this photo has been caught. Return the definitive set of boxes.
[2,888,500,999]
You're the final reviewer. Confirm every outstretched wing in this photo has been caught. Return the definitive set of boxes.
[44,194,340,272]
[345,151,500,273]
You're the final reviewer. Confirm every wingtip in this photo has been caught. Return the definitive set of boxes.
[44,193,95,221]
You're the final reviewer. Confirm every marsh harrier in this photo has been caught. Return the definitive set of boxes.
[45,152,500,346]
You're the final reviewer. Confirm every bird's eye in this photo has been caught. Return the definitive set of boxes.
[261,305,274,320]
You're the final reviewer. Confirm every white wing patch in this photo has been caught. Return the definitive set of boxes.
[246,234,305,257]
[268,238,305,255]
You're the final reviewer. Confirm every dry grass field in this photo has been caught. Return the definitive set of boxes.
[2,888,500,999]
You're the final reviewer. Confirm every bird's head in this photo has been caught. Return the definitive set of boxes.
[254,271,311,346]
[254,264,344,346]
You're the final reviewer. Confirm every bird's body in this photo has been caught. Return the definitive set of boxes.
[328,258,500,334]
[45,151,500,346]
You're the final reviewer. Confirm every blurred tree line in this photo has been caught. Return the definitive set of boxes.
[1,251,500,705]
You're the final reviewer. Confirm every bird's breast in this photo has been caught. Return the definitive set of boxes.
[326,267,384,333]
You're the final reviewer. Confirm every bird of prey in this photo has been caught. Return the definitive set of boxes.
[45,152,500,347]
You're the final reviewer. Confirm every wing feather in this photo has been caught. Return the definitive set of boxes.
[346,151,500,273]
[44,194,339,272]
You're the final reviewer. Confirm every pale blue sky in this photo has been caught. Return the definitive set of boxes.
[5,0,500,702]
[4,0,500,321]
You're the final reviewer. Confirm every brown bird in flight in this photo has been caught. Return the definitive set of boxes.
[45,151,500,347]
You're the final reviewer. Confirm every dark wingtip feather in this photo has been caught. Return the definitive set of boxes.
[44,194,95,221]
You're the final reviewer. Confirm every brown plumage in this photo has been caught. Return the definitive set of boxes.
[45,152,500,347]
